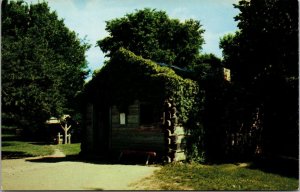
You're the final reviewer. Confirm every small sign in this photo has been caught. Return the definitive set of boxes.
[120,113,126,125]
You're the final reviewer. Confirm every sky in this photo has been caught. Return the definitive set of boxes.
[24,0,240,77]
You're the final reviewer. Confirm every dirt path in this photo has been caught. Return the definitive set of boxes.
[1,148,160,190]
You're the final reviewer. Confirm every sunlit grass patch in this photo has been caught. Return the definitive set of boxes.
[139,162,299,190]
[2,133,81,159]
[2,140,54,159]
[56,143,81,156]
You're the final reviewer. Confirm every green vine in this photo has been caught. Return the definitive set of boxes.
[84,48,199,124]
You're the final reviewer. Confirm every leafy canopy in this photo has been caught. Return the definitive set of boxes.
[220,0,298,84]
[98,8,205,68]
[2,0,90,129]
[219,0,298,158]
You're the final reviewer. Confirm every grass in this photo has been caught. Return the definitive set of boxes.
[56,143,81,156]
[137,162,299,190]
[2,134,81,159]
[2,135,54,159]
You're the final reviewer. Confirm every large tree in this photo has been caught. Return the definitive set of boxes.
[219,0,298,158]
[2,0,90,132]
[98,8,205,68]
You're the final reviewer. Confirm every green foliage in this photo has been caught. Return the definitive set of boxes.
[192,53,223,82]
[221,0,298,84]
[219,0,298,159]
[183,53,225,162]
[98,8,205,68]
[85,48,198,124]
[219,33,240,72]
[185,126,206,163]
[2,0,90,132]
[139,163,299,190]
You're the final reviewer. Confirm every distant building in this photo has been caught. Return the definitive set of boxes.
[46,117,60,124]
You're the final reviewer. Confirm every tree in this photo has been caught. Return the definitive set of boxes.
[184,53,229,163]
[2,0,90,135]
[97,8,205,68]
[219,33,241,82]
[221,0,298,85]
[220,0,298,158]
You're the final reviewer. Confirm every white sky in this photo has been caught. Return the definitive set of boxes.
[23,0,240,76]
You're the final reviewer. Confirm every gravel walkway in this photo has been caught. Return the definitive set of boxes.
[1,148,160,190]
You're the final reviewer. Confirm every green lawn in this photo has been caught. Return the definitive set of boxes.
[139,163,299,190]
[56,143,81,156]
[2,134,81,159]
[2,135,54,159]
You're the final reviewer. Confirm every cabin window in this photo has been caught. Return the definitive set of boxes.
[140,103,154,125]
[120,113,126,125]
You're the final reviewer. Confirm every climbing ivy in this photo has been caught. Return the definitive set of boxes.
[84,48,198,124]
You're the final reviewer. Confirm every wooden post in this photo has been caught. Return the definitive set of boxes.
[68,134,71,144]
[57,132,63,144]
[61,123,71,144]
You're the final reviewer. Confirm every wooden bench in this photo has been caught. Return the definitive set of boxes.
[119,150,157,165]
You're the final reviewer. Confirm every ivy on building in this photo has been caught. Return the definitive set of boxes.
[83,48,199,124]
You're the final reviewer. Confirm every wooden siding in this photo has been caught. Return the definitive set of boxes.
[83,99,187,161]
[84,103,94,152]
[110,100,165,153]
[111,100,140,128]
[111,128,165,153]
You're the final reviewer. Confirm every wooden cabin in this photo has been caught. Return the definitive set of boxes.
[80,48,198,163]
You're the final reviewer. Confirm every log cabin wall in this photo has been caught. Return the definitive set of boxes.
[81,100,111,157]
[83,99,187,162]
[81,103,94,155]
[110,100,166,155]
[92,101,110,157]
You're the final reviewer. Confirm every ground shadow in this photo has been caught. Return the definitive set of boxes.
[2,143,15,147]
[2,151,32,159]
[194,157,299,179]
[26,153,160,166]
[248,157,299,179]
[2,135,23,142]
[26,155,84,163]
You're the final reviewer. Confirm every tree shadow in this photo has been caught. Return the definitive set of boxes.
[2,151,32,159]
[2,143,14,147]
[25,154,116,164]
[248,157,299,179]
[26,154,80,163]
[1,135,23,141]
[26,153,159,166]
